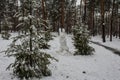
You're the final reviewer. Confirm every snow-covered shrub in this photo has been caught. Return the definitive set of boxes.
[5,18,55,80]
[73,23,94,55]
[5,0,56,79]
[1,31,11,40]
[6,39,55,79]
[0,16,11,40]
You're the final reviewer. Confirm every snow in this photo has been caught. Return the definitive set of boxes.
[76,0,80,5]
[18,0,21,7]
[91,35,120,50]
[0,33,120,80]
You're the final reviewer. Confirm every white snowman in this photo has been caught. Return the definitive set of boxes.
[58,28,70,55]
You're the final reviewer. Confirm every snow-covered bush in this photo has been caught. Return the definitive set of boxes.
[1,31,11,40]
[0,16,11,40]
[5,16,55,80]
[6,40,54,79]
[5,0,56,79]
[73,23,94,55]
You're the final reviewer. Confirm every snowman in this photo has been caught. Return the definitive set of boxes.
[58,28,70,55]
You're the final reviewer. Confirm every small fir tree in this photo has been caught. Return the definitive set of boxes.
[1,31,11,40]
[5,0,56,80]
[39,19,53,49]
[73,23,94,55]
[1,15,12,40]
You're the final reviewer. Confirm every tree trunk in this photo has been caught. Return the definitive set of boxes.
[92,6,95,36]
[42,0,47,31]
[0,20,1,33]
[119,18,120,39]
[74,5,77,26]
[83,0,86,24]
[106,12,110,37]
[89,0,95,36]
[101,0,106,42]
[110,0,115,41]
[116,3,119,38]
[80,0,83,16]
[29,0,32,51]
[13,17,17,32]
[118,3,120,39]
[61,0,65,31]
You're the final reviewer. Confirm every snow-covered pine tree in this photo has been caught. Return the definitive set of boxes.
[73,22,94,55]
[1,15,12,40]
[0,0,6,33]
[40,19,53,49]
[1,0,17,39]
[1,31,11,40]
[5,0,56,79]
[40,0,53,49]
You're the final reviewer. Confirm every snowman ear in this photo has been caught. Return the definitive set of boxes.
[62,28,65,33]
[59,28,61,34]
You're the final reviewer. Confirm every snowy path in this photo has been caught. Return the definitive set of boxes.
[42,35,120,80]
[91,41,120,56]
[91,36,120,56]
[0,35,120,80]
[91,36,120,50]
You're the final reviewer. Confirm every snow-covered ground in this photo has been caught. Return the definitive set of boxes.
[91,36,120,50]
[0,34,120,80]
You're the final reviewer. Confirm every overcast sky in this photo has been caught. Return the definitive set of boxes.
[76,0,80,5]
[17,0,81,6]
